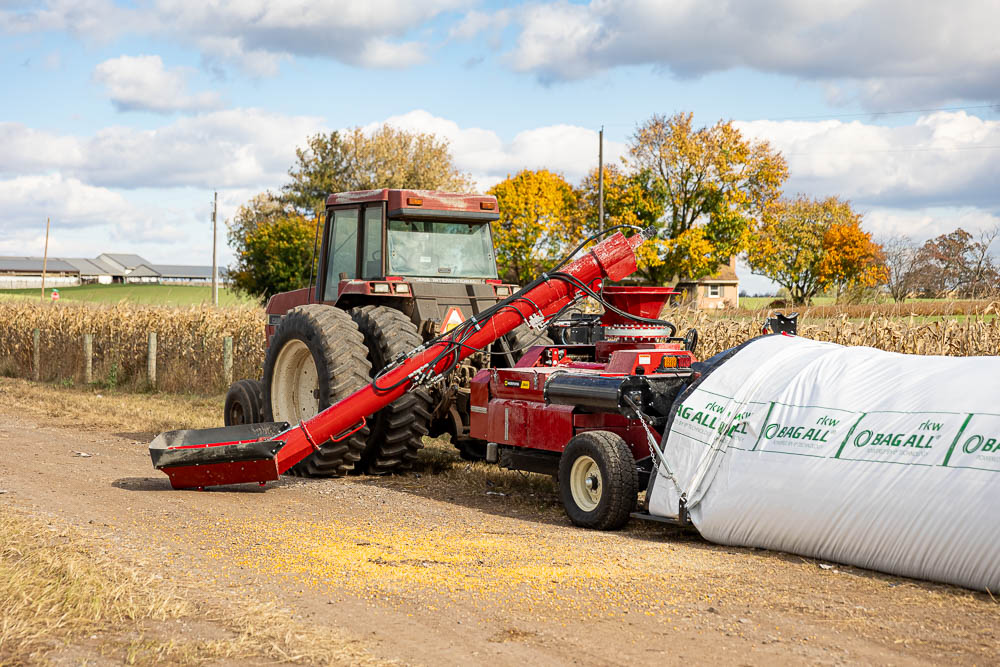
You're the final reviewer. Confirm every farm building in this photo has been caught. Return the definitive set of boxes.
[63,258,117,284]
[128,264,224,284]
[0,252,223,287]
[673,258,740,309]
[97,253,150,276]
[0,257,80,289]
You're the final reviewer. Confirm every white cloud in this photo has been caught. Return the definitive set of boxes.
[0,174,135,229]
[93,55,222,113]
[0,0,135,41]
[369,109,625,188]
[357,38,427,68]
[502,0,1000,107]
[2,0,467,74]
[735,111,1000,209]
[449,9,509,40]
[863,207,1000,242]
[0,123,84,173]
[0,109,326,189]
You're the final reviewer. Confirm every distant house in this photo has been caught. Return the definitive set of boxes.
[673,258,740,310]
[0,257,80,289]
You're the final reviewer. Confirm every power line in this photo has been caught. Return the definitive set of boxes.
[785,144,1000,156]
[598,103,999,129]
[765,104,999,122]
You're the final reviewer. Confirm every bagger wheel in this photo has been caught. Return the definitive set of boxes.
[558,430,638,530]
[224,378,263,426]
[491,323,554,367]
[262,304,372,477]
[350,306,432,474]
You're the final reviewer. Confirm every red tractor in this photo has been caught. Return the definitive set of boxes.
[224,189,551,477]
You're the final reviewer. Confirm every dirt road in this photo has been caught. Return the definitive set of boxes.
[2,394,998,665]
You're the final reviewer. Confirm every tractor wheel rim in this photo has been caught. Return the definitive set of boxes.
[271,339,319,423]
[569,455,602,512]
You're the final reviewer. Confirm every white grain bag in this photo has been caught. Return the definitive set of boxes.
[647,334,1000,591]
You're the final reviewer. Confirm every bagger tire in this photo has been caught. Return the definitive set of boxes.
[558,430,638,530]
[491,323,554,367]
[224,378,263,426]
[262,304,372,477]
[350,306,432,474]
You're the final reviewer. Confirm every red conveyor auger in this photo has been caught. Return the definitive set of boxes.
[149,227,655,489]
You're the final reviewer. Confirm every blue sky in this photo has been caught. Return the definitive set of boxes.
[2,0,998,294]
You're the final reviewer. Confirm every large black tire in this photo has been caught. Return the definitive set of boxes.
[262,304,371,477]
[491,323,554,367]
[224,378,263,426]
[350,306,432,474]
[558,430,638,530]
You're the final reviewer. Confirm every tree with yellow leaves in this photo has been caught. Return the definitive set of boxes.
[747,195,886,305]
[488,169,581,284]
[628,112,787,284]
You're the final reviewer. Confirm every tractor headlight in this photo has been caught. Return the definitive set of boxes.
[394,283,410,294]
[372,283,390,293]
[495,286,511,297]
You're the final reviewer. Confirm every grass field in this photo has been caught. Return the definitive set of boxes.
[0,283,256,306]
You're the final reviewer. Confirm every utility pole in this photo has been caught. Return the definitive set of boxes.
[40,217,50,302]
[598,126,604,231]
[211,191,218,306]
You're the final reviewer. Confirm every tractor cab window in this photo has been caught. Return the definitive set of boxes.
[386,220,498,279]
[324,208,359,300]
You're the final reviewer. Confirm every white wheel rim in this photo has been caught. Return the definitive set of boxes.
[271,339,320,423]
[569,455,602,512]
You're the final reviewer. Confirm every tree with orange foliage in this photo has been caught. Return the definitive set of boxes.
[747,195,885,305]
[820,220,888,302]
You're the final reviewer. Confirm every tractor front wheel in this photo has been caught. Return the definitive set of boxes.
[262,304,372,477]
[224,378,263,426]
[558,430,637,530]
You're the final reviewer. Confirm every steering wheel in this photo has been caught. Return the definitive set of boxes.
[683,328,698,353]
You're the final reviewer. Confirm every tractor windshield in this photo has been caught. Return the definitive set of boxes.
[386,220,498,279]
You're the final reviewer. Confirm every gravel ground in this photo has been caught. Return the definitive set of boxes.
[1,386,998,665]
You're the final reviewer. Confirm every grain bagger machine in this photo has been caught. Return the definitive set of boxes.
[150,224,708,529]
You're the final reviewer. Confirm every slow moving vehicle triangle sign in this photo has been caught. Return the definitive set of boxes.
[441,307,464,333]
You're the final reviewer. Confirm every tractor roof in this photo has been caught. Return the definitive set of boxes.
[326,189,498,219]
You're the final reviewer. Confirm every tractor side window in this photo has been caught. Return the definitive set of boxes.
[324,208,359,300]
[362,205,383,279]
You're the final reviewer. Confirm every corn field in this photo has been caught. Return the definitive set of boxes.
[2,300,1000,395]
[668,308,1000,358]
[0,301,265,393]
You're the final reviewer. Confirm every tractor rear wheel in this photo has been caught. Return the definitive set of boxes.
[558,430,637,530]
[262,304,372,477]
[350,306,432,474]
[491,323,554,367]
[224,378,263,426]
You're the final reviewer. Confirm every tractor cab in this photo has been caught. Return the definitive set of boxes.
[324,189,500,277]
